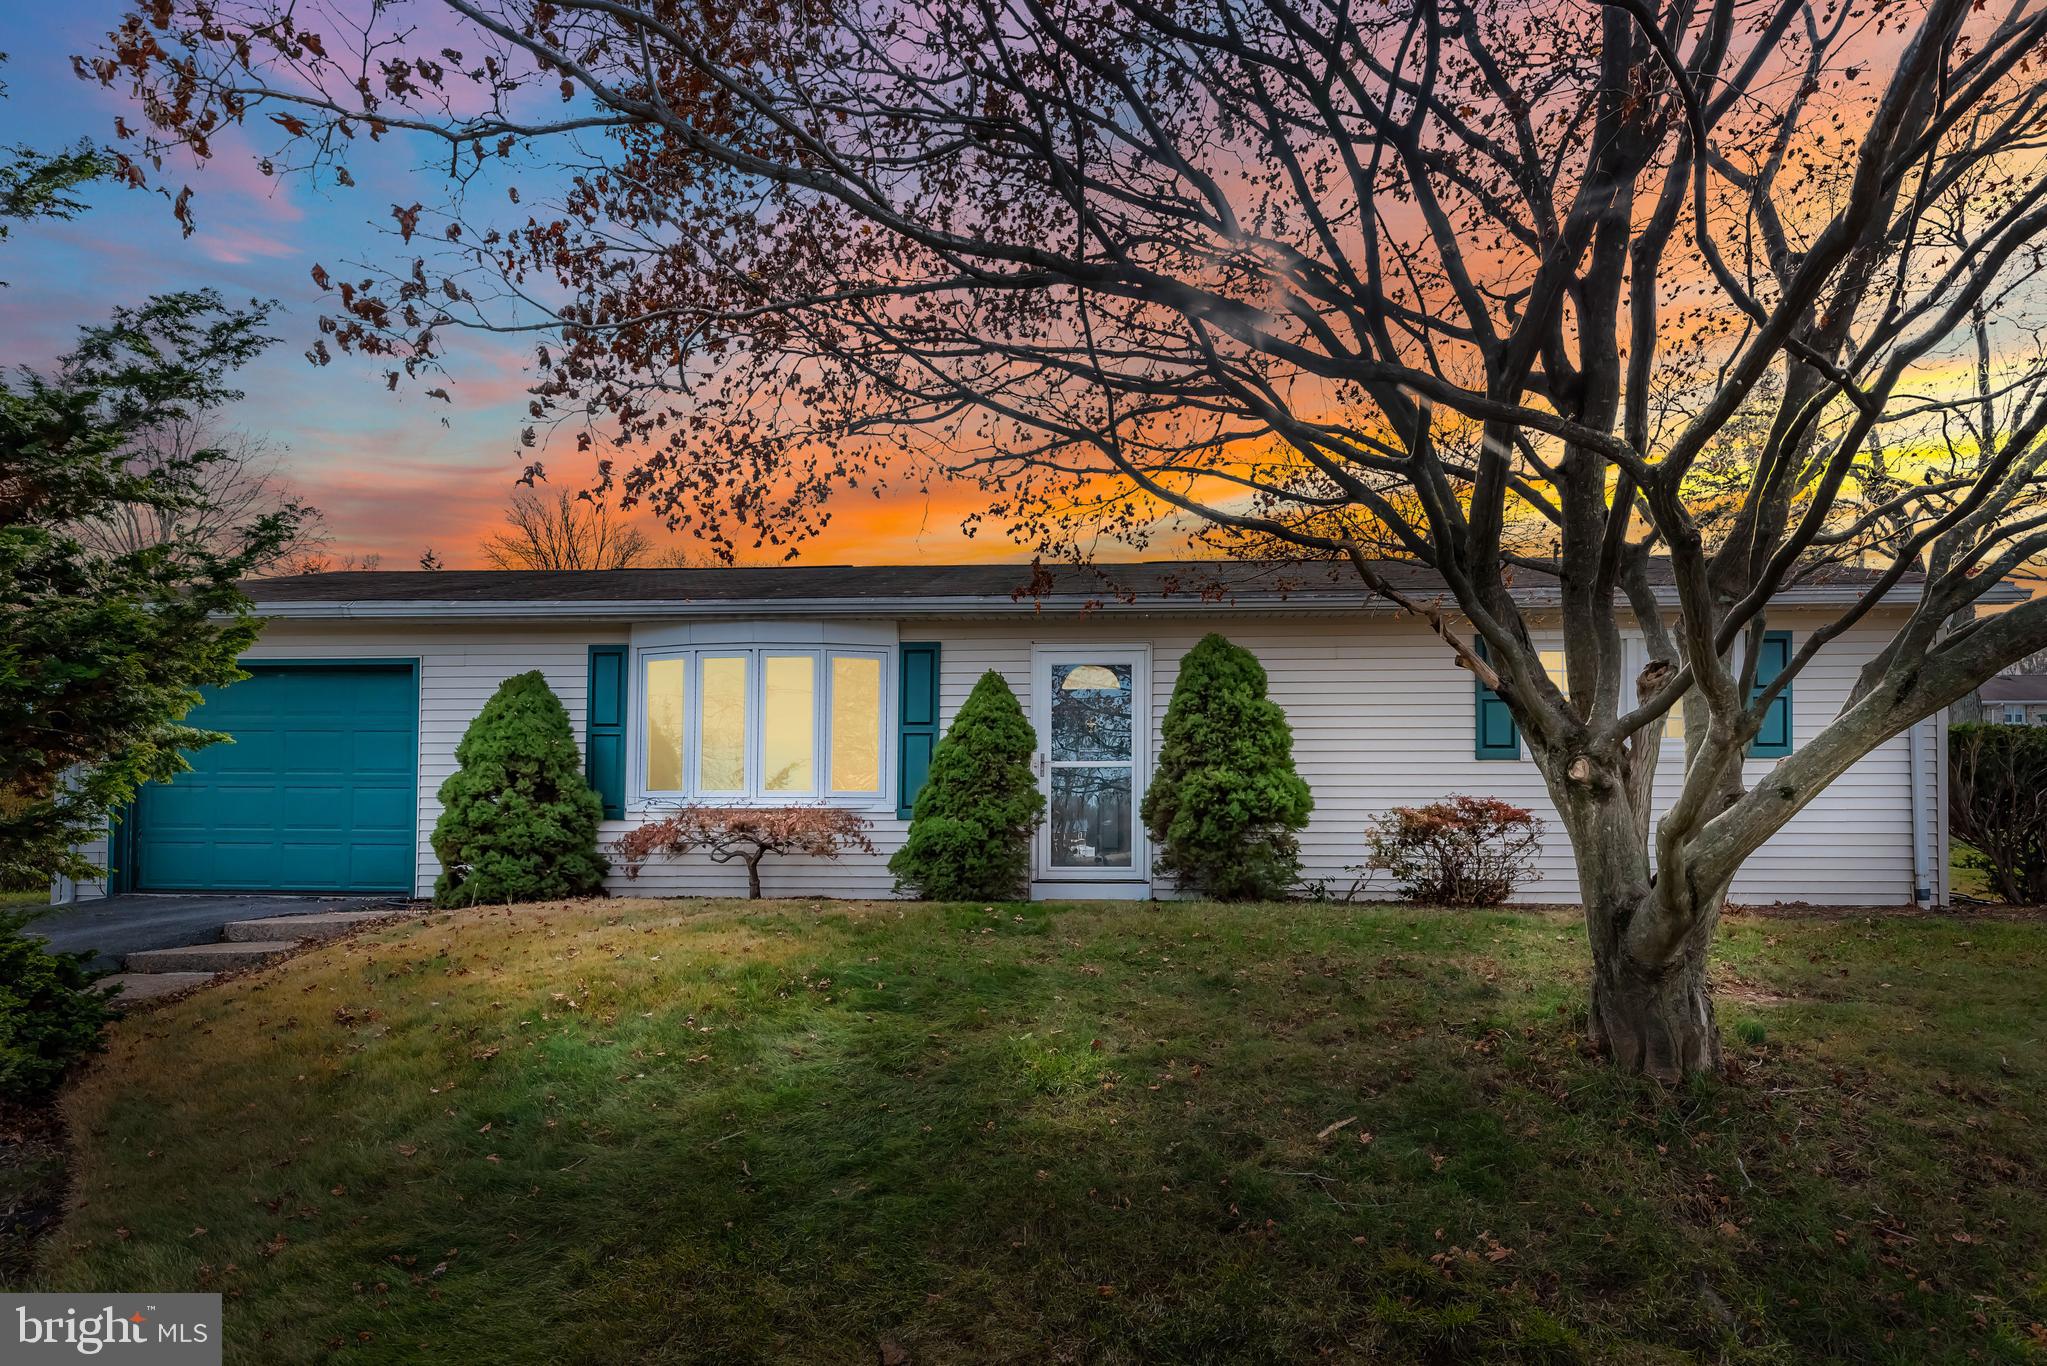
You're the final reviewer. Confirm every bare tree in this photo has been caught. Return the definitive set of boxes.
[479,488,652,571]
[282,550,379,575]
[99,0,2047,1076]
[74,417,322,572]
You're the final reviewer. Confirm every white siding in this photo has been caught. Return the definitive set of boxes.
[930,613,1923,906]
[204,608,1934,907]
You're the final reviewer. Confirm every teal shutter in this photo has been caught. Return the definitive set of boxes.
[587,645,627,818]
[897,642,941,818]
[1473,638,1519,760]
[1748,631,1793,758]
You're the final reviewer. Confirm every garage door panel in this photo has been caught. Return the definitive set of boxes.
[212,842,284,888]
[211,784,287,830]
[281,842,349,889]
[139,841,215,889]
[349,843,413,887]
[282,785,349,832]
[134,664,416,893]
[286,728,353,774]
[140,784,212,832]
[351,727,414,772]
[208,729,285,774]
[350,785,413,828]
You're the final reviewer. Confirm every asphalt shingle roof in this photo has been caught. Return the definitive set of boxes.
[1978,674,2047,703]
[244,557,1967,615]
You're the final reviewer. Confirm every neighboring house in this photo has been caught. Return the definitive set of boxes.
[1976,674,2047,725]
[64,560,2014,909]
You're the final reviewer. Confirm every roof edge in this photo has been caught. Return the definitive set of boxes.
[248,583,1997,620]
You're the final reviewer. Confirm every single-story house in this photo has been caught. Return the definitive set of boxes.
[1977,673,2047,725]
[62,559,2006,908]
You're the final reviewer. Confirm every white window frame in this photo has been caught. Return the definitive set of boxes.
[630,638,895,810]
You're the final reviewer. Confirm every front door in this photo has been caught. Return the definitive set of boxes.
[1034,648,1149,887]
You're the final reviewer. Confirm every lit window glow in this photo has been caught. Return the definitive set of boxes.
[831,655,883,793]
[698,655,750,792]
[762,655,816,793]
[639,645,888,802]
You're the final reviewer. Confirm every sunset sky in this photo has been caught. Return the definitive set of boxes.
[0,8,1008,569]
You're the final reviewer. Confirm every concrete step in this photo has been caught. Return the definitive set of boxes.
[123,940,302,974]
[222,909,392,942]
[97,971,216,1003]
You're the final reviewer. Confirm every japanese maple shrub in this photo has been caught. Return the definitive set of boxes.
[431,672,608,907]
[614,806,874,899]
[889,670,1043,900]
[1142,634,1314,899]
[1363,796,1545,907]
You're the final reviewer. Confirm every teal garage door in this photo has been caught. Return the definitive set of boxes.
[133,664,417,893]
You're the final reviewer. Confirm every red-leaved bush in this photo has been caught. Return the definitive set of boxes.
[613,806,875,899]
[1360,796,1545,906]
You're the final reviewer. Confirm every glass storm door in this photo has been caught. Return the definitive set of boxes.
[1035,648,1148,882]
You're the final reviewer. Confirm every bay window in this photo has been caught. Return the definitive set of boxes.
[638,645,888,804]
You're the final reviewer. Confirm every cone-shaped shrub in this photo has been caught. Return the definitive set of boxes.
[432,671,608,906]
[1142,633,1313,899]
[889,670,1043,899]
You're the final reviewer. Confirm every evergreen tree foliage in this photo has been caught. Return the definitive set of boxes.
[889,670,1043,900]
[1142,634,1313,899]
[1,292,308,885]
[432,672,608,906]
[0,911,115,1098]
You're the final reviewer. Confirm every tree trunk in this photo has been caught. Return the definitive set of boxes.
[744,851,763,899]
[1589,936,1722,1081]
[1558,771,1724,1082]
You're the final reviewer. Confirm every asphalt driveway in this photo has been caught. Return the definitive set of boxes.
[25,894,409,970]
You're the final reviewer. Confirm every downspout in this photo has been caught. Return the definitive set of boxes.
[1908,717,1932,907]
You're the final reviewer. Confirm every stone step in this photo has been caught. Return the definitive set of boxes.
[122,940,302,974]
[96,971,216,1003]
[222,909,392,943]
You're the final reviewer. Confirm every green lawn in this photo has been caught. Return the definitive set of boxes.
[27,899,2047,1363]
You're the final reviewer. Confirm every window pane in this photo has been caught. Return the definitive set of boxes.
[763,655,816,793]
[1049,765,1133,868]
[1050,662,1133,761]
[645,657,686,791]
[699,655,749,792]
[1539,649,1567,691]
[830,655,883,792]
